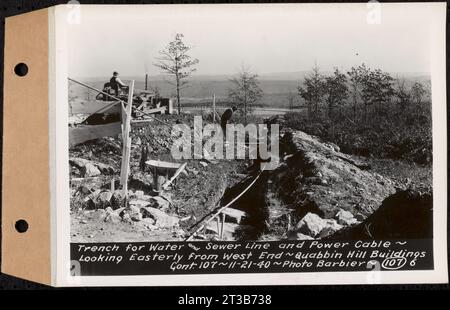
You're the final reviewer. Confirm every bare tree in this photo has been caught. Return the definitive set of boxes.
[154,33,199,114]
[395,78,411,111]
[227,66,263,124]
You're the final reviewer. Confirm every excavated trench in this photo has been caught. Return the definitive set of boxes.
[219,171,270,240]
[194,127,434,242]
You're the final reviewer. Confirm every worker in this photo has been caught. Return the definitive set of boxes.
[221,106,238,137]
[109,71,127,96]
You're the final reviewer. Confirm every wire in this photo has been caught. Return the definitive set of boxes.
[184,163,267,241]
[68,78,127,104]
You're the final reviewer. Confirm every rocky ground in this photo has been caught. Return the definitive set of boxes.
[70,115,250,242]
[70,114,433,242]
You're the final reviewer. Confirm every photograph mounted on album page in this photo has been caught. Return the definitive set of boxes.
[2,3,447,286]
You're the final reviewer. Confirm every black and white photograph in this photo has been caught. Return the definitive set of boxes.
[60,3,447,284]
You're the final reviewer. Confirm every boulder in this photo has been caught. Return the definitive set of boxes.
[129,171,154,193]
[80,185,92,195]
[134,190,145,198]
[95,191,112,209]
[295,213,326,237]
[130,212,143,222]
[319,219,343,238]
[83,163,101,177]
[129,199,151,208]
[122,213,132,223]
[140,218,157,230]
[295,212,343,238]
[147,196,171,211]
[95,162,115,175]
[104,208,121,224]
[110,190,126,210]
[140,207,179,228]
[119,205,142,222]
[335,209,359,226]
[69,158,115,177]
[141,217,155,225]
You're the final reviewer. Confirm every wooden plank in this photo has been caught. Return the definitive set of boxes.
[221,208,248,224]
[69,98,120,115]
[168,99,173,114]
[146,160,182,170]
[69,122,121,147]
[131,119,155,124]
[120,80,134,194]
[121,102,126,141]
[139,106,166,115]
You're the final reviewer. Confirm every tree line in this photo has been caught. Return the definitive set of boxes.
[153,33,428,122]
[298,63,428,121]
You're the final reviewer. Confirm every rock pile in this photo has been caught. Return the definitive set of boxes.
[70,157,116,177]
[80,187,180,230]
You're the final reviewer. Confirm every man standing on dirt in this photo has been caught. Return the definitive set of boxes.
[221,106,237,137]
[110,71,127,96]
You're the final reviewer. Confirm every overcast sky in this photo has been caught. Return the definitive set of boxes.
[67,3,438,78]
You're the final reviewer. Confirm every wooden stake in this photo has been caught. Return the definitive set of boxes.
[287,213,291,231]
[212,93,216,123]
[220,213,225,240]
[216,216,221,240]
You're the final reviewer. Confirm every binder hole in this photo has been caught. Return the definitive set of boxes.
[14,63,28,77]
[15,219,28,233]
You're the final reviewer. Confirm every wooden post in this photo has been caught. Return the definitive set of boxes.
[220,213,225,240]
[216,216,221,240]
[212,93,216,123]
[145,74,148,91]
[120,80,134,197]
[168,99,173,114]
[287,213,291,231]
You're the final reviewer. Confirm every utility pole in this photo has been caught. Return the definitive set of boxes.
[145,74,148,91]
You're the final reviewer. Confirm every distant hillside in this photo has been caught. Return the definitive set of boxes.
[69,71,430,109]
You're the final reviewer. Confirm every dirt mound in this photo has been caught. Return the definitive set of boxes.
[258,130,398,240]
[329,189,433,240]
[273,130,396,221]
